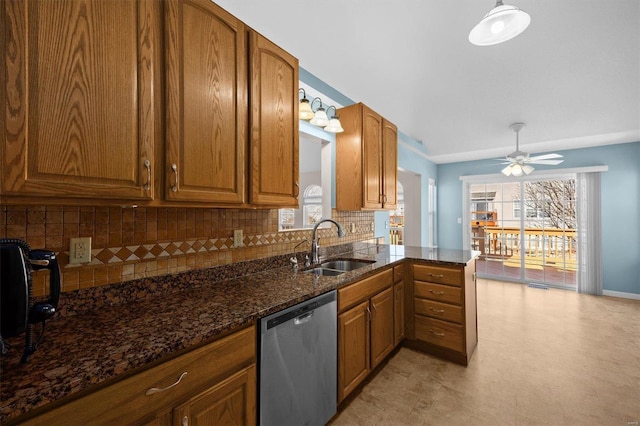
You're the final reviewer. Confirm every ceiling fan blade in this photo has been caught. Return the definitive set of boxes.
[529,159,564,165]
[529,153,563,161]
[491,158,509,161]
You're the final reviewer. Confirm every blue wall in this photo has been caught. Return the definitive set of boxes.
[300,67,438,246]
[437,142,640,295]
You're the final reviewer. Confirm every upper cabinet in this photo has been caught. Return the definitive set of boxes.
[2,0,299,209]
[335,103,397,210]
[165,0,247,204]
[1,0,160,200]
[248,31,299,207]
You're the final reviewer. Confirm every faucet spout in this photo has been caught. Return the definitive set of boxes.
[311,219,345,264]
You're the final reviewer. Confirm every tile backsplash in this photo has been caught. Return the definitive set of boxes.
[0,205,375,296]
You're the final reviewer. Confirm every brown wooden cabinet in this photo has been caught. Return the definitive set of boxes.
[2,0,300,209]
[23,326,256,426]
[337,268,396,402]
[248,31,299,207]
[335,103,397,210]
[407,260,478,366]
[393,264,406,346]
[1,0,160,201]
[165,0,247,204]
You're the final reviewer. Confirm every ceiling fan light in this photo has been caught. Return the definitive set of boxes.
[502,165,514,176]
[511,164,524,176]
[522,164,535,175]
[469,2,531,46]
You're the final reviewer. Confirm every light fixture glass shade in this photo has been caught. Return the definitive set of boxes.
[469,2,531,46]
[310,108,329,127]
[299,99,314,120]
[324,117,344,133]
[502,163,535,176]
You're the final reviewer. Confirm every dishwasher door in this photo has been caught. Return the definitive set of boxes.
[259,290,337,426]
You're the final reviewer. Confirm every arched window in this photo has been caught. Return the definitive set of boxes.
[303,184,323,226]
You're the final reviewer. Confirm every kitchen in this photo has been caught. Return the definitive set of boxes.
[1,0,639,425]
[0,0,478,424]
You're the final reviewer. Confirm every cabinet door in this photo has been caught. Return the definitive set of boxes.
[249,31,299,207]
[362,105,383,209]
[165,0,246,204]
[1,0,158,200]
[382,119,398,210]
[370,287,394,369]
[394,281,405,345]
[174,365,256,426]
[338,300,370,403]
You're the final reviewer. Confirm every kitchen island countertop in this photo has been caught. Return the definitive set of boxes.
[0,244,477,422]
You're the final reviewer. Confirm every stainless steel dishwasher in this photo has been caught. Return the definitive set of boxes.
[259,290,337,426]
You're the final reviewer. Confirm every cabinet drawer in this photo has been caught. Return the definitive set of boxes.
[393,264,405,283]
[413,264,462,286]
[414,281,462,305]
[26,326,256,426]
[415,315,464,353]
[338,268,393,312]
[415,299,463,324]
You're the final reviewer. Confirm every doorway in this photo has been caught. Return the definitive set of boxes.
[395,170,422,246]
[469,178,577,288]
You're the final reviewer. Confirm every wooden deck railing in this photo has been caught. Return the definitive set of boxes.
[471,226,577,267]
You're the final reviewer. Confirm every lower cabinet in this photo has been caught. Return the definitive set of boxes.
[393,264,406,346]
[24,326,256,426]
[407,260,477,366]
[337,268,396,403]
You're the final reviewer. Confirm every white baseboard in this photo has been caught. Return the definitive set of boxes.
[603,290,640,300]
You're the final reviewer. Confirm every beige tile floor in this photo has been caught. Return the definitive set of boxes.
[331,279,640,426]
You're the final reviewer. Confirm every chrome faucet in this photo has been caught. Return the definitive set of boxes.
[311,219,345,264]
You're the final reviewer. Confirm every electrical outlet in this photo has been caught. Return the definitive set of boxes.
[69,237,92,264]
[370,222,375,232]
[350,223,356,233]
[233,229,244,247]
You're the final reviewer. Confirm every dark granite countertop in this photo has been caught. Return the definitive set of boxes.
[0,244,476,422]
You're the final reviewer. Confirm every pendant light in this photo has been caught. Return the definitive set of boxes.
[298,88,315,120]
[323,106,344,133]
[469,0,531,46]
[309,98,329,127]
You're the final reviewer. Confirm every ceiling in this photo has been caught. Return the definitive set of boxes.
[214,0,640,164]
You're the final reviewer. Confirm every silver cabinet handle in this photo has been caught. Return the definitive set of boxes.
[171,163,178,192]
[145,372,187,395]
[430,308,445,314]
[143,160,151,191]
[428,289,445,296]
[428,273,445,278]
[294,181,300,197]
[370,302,377,319]
[182,415,188,426]
[429,329,445,337]
[366,305,372,320]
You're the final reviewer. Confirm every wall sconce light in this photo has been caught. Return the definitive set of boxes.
[323,106,344,133]
[309,97,329,127]
[298,88,315,120]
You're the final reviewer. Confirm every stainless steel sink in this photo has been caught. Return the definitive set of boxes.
[319,259,375,271]
[303,268,345,276]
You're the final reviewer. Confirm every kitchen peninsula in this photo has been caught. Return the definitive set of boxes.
[0,243,477,424]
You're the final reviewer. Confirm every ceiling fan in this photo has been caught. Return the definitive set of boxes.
[496,123,564,176]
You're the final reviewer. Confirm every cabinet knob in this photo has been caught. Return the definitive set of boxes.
[170,164,179,192]
[143,159,151,191]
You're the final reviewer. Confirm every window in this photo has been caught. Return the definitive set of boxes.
[303,184,323,226]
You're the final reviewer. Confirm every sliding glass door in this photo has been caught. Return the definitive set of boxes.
[470,177,576,288]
